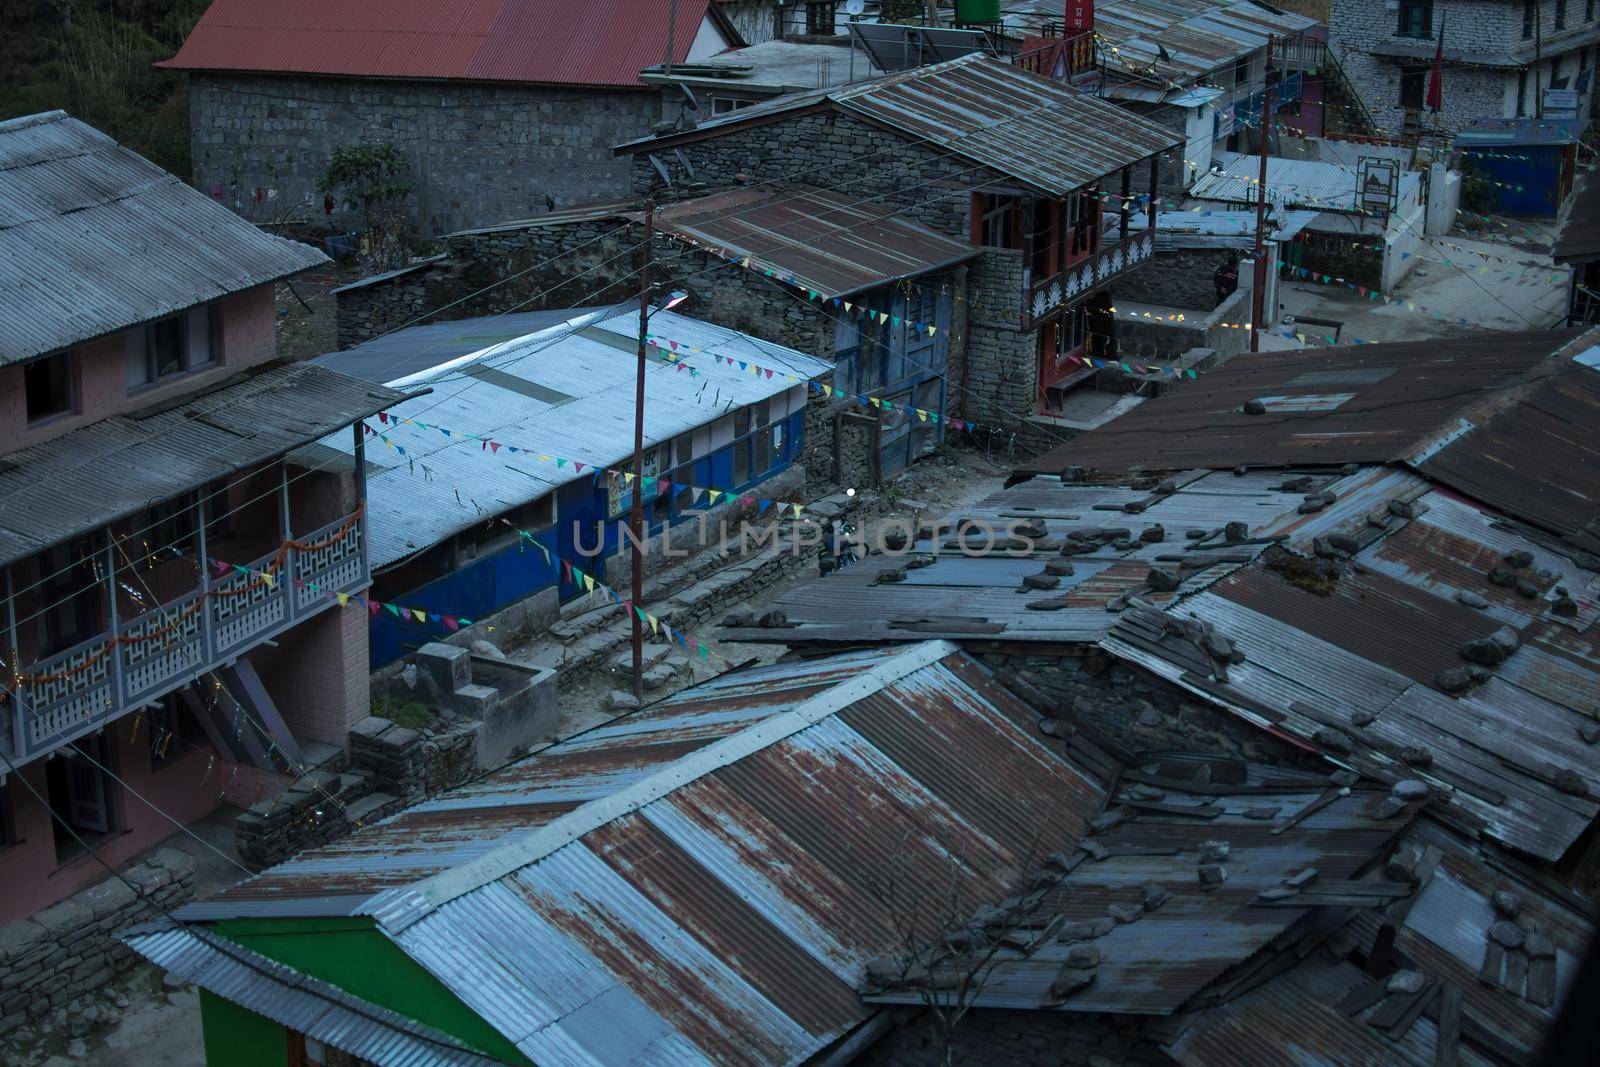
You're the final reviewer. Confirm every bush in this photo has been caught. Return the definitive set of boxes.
[371,694,432,729]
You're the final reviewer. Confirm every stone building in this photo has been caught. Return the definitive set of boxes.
[1331,0,1600,138]
[0,107,403,1006]
[333,182,978,485]
[160,0,743,235]
[618,53,1182,439]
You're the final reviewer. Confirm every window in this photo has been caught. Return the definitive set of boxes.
[1524,0,1536,38]
[149,693,203,770]
[711,97,756,115]
[1396,0,1432,38]
[1399,65,1428,110]
[804,0,836,35]
[145,491,200,558]
[974,193,1022,249]
[753,406,772,475]
[126,305,217,390]
[37,539,99,657]
[24,353,74,423]
[1518,69,1530,115]
[1558,0,1568,28]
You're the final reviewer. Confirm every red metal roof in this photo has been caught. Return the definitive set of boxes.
[159,0,730,88]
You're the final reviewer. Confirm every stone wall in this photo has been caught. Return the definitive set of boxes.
[858,1008,1173,1067]
[963,249,1034,424]
[349,714,480,804]
[1112,289,1252,362]
[1113,248,1237,310]
[0,849,196,1036]
[981,647,1307,764]
[1291,230,1385,292]
[188,73,666,236]
[630,111,993,241]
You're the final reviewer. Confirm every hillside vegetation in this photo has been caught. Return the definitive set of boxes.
[1,0,208,176]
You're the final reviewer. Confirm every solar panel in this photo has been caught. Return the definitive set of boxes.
[849,23,993,73]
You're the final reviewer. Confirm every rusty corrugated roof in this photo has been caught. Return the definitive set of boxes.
[177,642,1108,1065]
[619,54,1182,197]
[651,185,978,299]
[1015,330,1593,478]
[158,0,736,89]
[1553,168,1600,263]
[1418,365,1600,553]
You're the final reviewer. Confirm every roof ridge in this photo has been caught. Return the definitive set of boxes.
[361,639,961,932]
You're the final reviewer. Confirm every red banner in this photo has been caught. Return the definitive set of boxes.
[1065,0,1094,33]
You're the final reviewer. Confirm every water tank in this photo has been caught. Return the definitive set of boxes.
[954,0,1001,24]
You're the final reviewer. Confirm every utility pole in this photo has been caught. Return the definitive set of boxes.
[1251,36,1276,354]
[630,199,655,704]
[665,0,678,78]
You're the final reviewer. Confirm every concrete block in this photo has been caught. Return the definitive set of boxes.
[0,921,45,966]
[450,683,499,719]
[415,642,472,696]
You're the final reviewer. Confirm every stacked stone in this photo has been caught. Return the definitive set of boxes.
[233,756,405,869]
[0,849,196,1035]
[349,715,478,804]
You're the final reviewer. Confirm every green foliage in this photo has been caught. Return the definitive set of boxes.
[0,1,209,177]
[1456,160,1501,218]
[320,142,413,223]
[371,693,433,729]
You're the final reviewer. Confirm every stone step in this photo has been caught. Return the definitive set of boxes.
[299,740,345,771]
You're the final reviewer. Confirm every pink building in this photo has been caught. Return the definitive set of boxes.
[0,112,406,922]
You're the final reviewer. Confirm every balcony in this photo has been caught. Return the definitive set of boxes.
[1024,231,1155,328]
[7,510,367,762]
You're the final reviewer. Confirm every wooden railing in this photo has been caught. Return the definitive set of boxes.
[1024,231,1156,327]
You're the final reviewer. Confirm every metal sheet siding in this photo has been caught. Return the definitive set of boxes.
[161,0,718,88]
[0,362,408,566]
[0,111,327,365]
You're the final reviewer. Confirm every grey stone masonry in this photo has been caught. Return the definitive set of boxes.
[1330,0,1600,136]
[1114,248,1237,310]
[858,1007,1175,1067]
[963,249,1035,424]
[232,743,402,869]
[189,73,667,236]
[348,714,479,804]
[0,849,197,1037]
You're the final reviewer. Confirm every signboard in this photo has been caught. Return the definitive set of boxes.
[1064,0,1094,33]
[1544,88,1579,119]
[1356,157,1400,216]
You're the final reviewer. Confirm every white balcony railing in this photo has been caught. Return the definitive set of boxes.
[8,510,367,762]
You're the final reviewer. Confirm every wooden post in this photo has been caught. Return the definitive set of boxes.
[196,497,214,662]
[103,531,123,717]
[1252,36,1276,353]
[353,423,369,583]
[4,566,22,755]
[1148,155,1159,231]
[630,199,655,704]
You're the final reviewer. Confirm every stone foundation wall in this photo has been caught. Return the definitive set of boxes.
[858,1008,1174,1067]
[1114,249,1237,310]
[1290,231,1385,292]
[964,249,1034,424]
[349,714,480,803]
[0,849,196,1035]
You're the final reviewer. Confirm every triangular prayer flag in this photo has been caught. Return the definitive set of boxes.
[336,592,350,607]
[369,599,381,616]
[648,614,659,635]
[385,603,400,617]
[443,616,459,631]
[698,644,709,662]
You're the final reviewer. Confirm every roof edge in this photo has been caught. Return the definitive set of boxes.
[362,639,963,931]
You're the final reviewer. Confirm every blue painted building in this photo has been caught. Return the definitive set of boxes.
[313,307,830,667]
[1455,118,1579,218]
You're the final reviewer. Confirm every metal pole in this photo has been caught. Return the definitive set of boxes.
[631,199,655,704]
[1252,36,1275,353]
[664,0,677,78]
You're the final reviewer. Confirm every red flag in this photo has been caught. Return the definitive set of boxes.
[1426,19,1445,113]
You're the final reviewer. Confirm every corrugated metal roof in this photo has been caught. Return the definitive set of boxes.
[1552,168,1600,263]
[1016,329,1593,477]
[120,923,505,1066]
[620,54,1182,198]
[0,111,327,365]
[1193,150,1422,215]
[178,642,1109,1065]
[1007,0,1317,85]
[1418,364,1600,552]
[1101,523,1600,862]
[0,362,410,567]
[728,470,1326,647]
[865,760,1415,1015]
[1120,208,1320,249]
[652,185,977,299]
[310,306,831,569]
[311,308,609,383]
[158,0,734,89]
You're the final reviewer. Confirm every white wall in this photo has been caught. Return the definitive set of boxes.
[1425,162,1462,235]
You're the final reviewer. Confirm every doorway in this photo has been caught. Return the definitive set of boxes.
[44,735,118,862]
